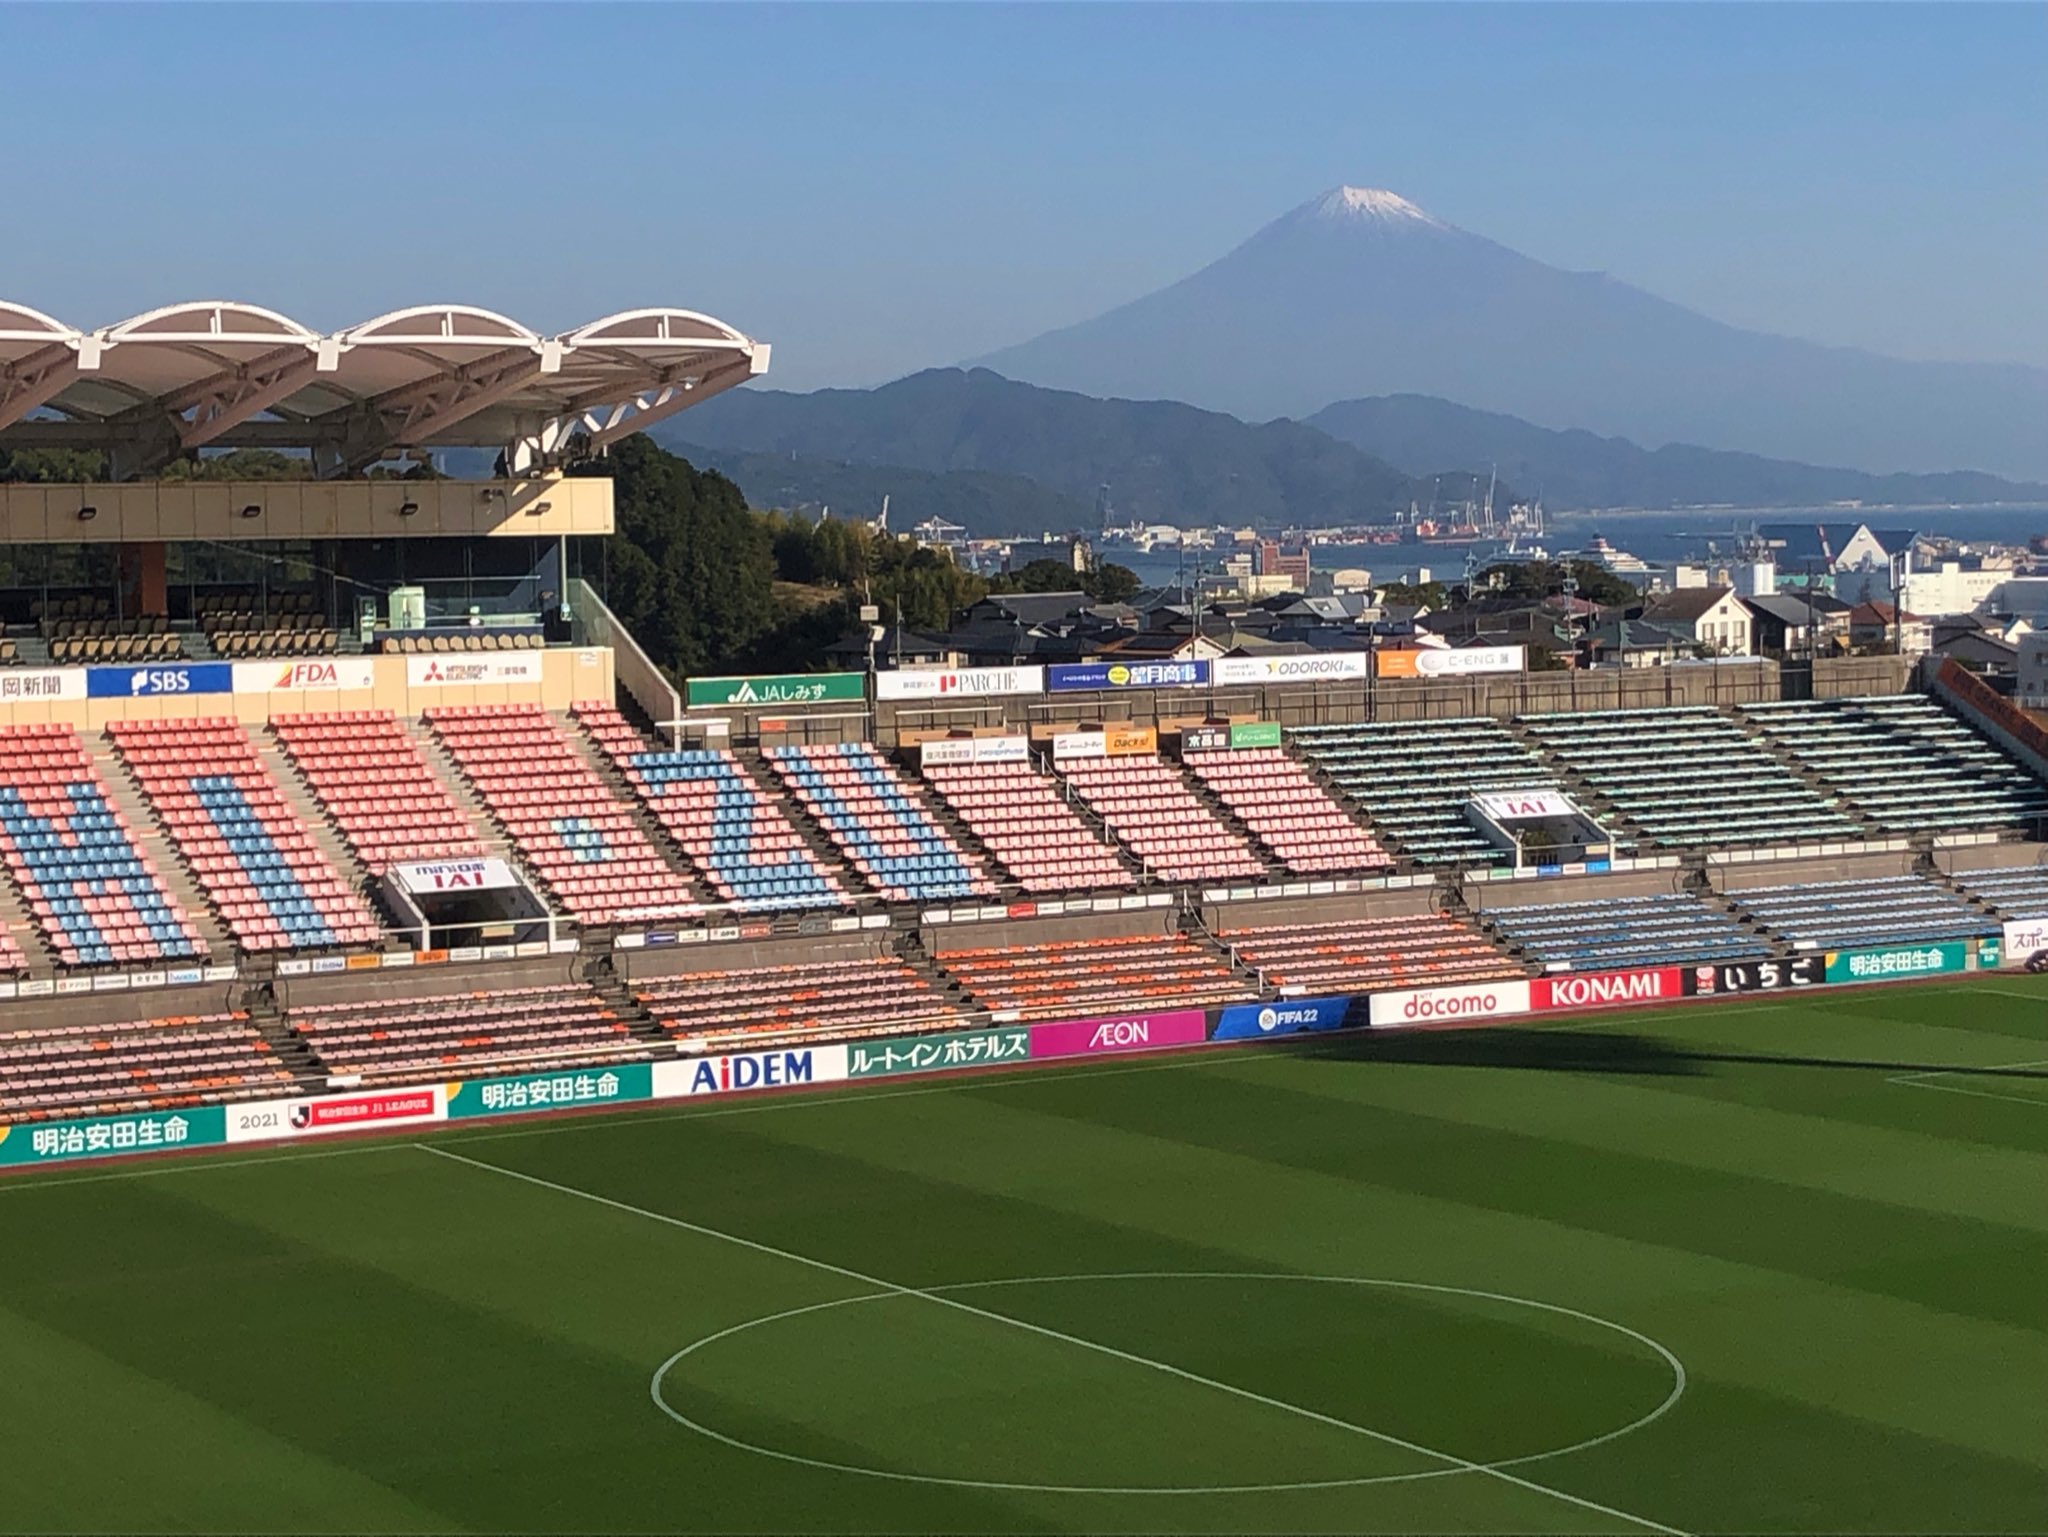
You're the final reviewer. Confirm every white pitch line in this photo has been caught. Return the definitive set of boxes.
[417,1142,1688,1537]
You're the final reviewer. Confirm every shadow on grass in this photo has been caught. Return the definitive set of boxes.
[1287,1025,2048,1084]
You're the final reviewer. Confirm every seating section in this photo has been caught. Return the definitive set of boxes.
[1182,747,1391,874]
[1289,718,1561,867]
[919,754,1134,893]
[289,983,638,1083]
[765,743,997,903]
[576,704,850,914]
[1484,891,1769,970]
[637,955,964,1045]
[0,725,206,967]
[938,931,1254,1020]
[1056,755,1267,883]
[273,711,487,875]
[0,921,23,973]
[377,629,544,654]
[1727,874,1994,948]
[1521,707,1859,849]
[0,1010,288,1123]
[1218,911,1521,994]
[1949,863,2048,919]
[107,719,382,952]
[198,593,336,659]
[426,705,703,925]
[1744,695,2048,833]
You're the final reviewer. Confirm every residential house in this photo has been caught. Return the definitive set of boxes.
[1638,586,1754,656]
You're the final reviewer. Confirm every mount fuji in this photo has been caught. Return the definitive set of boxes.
[970,187,2048,480]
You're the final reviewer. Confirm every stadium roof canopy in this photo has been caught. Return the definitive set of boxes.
[0,300,769,479]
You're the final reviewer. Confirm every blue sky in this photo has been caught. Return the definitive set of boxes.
[6,4,2041,393]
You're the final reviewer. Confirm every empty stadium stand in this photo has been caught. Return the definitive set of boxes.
[919,752,1135,893]
[0,725,207,967]
[765,743,997,903]
[1288,718,1561,867]
[0,1010,289,1123]
[1727,874,1995,948]
[427,705,703,926]
[272,711,488,875]
[1948,861,2048,918]
[107,718,383,953]
[1521,707,1861,849]
[197,594,336,659]
[1182,746,1392,874]
[1217,910,1522,994]
[938,931,1255,1019]
[288,982,641,1083]
[1744,695,2048,834]
[1056,755,1267,883]
[1484,891,1769,971]
[576,704,852,914]
[636,954,964,1046]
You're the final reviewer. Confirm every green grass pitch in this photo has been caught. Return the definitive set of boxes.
[5,974,2048,1535]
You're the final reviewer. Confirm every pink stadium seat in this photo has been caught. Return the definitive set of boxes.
[272,710,487,875]
[0,1009,289,1123]
[1182,747,1392,875]
[764,742,999,904]
[919,754,1135,894]
[287,982,640,1084]
[1055,754,1268,884]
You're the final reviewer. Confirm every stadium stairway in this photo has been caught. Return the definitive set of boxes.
[403,719,524,867]
[1173,758,1282,870]
[1731,709,1883,834]
[254,736,382,891]
[559,716,716,906]
[1499,718,1642,850]
[88,742,235,963]
[734,750,854,881]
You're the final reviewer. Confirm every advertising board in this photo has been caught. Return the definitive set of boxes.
[1210,654,1371,686]
[1029,1008,1208,1060]
[1229,722,1283,749]
[232,658,377,693]
[0,1106,226,1167]
[405,654,545,688]
[1367,978,1532,1029]
[1047,659,1210,692]
[848,1026,1032,1078]
[2001,918,2048,970]
[651,1043,851,1097]
[1050,726,1157,761]
[0,667,86,703]
[446,1063,654,1119]
[1530,967,1682,1012]
[684,672,864,708]
[1374,646,1525,680]
[1823,943,1969,985]
[223,1086,444,1144]
[1181,726,1230,752]
[85,662,233,698]
[391,857,522,895]
[1472,789,1576,822]
[1681,956,1827,995]
[1211,995,1354,1040]
[874,666,1044,701]
[918,735,1029,768]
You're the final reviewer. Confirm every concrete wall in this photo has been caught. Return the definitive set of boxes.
[1708,849,1920,893]
[1466,867,1687,911]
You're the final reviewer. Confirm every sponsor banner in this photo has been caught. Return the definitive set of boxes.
[1682,956,1827,996]
[0,667,86,703]
[1229,722,1283,749]
[1824,943,1969,985]
[684,672,864,708]
[86,662,233,698]
[1375,645,1525,680]
[1367,978,1533,1029]
[446,1062,654,1120]
[224,1086,444,1144]
[2001,918,2048,970]
[875,666,1044,701]
[1211,995,1354,1040]
[1210,653,1372,686]
[1047,659,1210,693]
[651,1044,850,1098]
[391,857,521,895]
[231,658,377,694]
[1182,726,1230,753]
[0,1105,226,1167]
[1029,1008,1208,1060]
[1472,789,1576,822]
[848,1026,1033,1078]
[1050,726,1158,761]
[1531,967,1682,1012]
[919,735,1029,768]
[404,653,544,688]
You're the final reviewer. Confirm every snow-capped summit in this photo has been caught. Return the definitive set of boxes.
[1309,186,1444,227]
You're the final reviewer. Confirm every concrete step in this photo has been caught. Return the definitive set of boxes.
[401,718,528,864]
[556,711,711,900]
[89,742,237,962]
[252,734,375,895]
[739,750,862,883]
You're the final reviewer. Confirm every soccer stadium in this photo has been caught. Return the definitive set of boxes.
[4,298,2048,1535]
